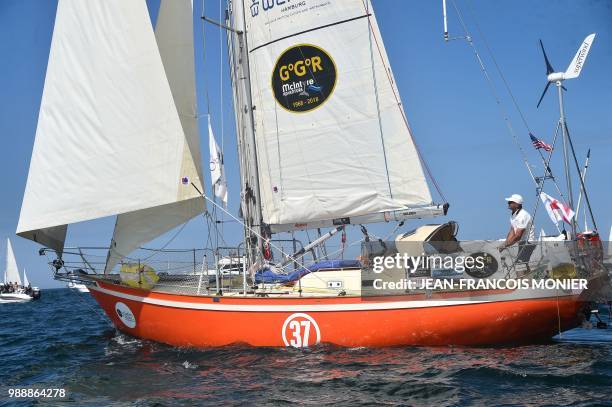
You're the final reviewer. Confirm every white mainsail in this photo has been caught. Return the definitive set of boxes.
[242,0,439,232]
[4,239,21,286]
[104,0,205,273]
[16,0,204,265]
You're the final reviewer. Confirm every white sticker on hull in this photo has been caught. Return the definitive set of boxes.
[115,301,136,328]
[282,313,321,348]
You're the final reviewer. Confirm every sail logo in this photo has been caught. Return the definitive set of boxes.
[272,44,336,113]
[282,313,321,347]
[250,0,307,17]
[573,41,590,74]
[115,302,136,328]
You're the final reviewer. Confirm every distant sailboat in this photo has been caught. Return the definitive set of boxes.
[1,239,39,303]
[67,280,89,293]
[16,0,609,346]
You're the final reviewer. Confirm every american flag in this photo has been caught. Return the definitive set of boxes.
[529,133,552,152]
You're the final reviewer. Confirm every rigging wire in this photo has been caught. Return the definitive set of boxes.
[200,0,211,114]
[138,222,190,262]
[219,0,224,155]
[359,0,447,204]
[42,251,114,326]
[447,0,583,236]
[216,0,226,240]
[365,0,394,199]
[191,183,360,289]
[200,0,216,256]
[448,0,537,186]
[565,124,598,232]
[461,0,568,204]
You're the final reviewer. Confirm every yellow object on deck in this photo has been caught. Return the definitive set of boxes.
[119,263,159,290]
[550,262,576,280]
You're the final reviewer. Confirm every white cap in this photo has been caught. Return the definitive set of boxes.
[505,194,524,204]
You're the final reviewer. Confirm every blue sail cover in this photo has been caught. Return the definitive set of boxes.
[254,260,362,284]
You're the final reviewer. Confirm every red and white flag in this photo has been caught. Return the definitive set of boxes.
[540,192,575,225]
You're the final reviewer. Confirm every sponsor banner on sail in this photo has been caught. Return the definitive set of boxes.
[244,0,433,229]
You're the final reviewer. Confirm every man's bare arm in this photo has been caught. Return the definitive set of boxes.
[503,228,525,248]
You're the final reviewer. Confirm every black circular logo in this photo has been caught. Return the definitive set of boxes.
[465,252,499,279]
[271,44,337,113]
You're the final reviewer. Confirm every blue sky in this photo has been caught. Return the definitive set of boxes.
[0,0,610,288]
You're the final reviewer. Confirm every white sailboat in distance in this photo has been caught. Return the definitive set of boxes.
[1,239,39,303]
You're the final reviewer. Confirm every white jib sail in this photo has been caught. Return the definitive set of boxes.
[244,0,434,230]
[23,269,30,287]
[4,239,22,286]
[209,117,229,207]
[105,0,205,273]
[15,1,202,263]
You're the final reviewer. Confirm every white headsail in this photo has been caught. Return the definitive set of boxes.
[16,0,204,267]
[23,269,30,287]
[4,239,21,286]
[104,0,205,273]
[242,0,440,232]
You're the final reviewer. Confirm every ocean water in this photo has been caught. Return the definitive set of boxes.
[1,289,611,406]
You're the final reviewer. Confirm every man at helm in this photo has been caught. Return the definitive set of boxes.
[501,193,535,249]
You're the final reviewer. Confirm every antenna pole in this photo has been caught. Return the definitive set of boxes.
[575,149,590,229]
[442,0,449,41]
[557,81,576,237]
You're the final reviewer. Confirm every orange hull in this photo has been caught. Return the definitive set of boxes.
[90,281,587,347]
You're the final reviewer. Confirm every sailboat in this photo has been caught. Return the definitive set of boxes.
[16,1,609,346]
[66,269,90,293]
[1,239,39,303]
[67,280,90,293]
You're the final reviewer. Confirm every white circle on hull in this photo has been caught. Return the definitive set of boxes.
[282,313,321,348]
[115,302,136,328]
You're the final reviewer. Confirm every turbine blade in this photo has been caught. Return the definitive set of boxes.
[561,85,567,91]
[564,33,596,79]
[537,82,551,108]
[539,39,555,75]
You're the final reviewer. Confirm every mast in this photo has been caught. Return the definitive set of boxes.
[226,1,264,267]
[556,82,576,237]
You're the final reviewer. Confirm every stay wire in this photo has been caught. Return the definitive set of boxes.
[459,0,567,202]
[359,0,447,204]
[200,0,211,115]
[449,0,537,186]
[191,183,359,291]
[565,123,598,232]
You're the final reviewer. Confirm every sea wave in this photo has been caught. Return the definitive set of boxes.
[1,289,611,406]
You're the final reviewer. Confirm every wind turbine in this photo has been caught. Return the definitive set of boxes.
[536,34,596,238]
[537,34,596,108]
